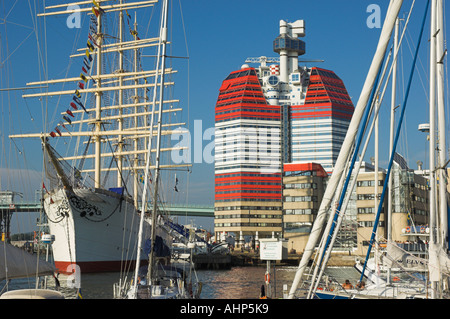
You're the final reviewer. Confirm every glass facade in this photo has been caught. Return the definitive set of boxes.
[273,35,306,55]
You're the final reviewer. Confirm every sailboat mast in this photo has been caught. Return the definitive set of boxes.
[132,0,167,296]
[133,14,140,208]
[436,0,448,250]
[287,0,404,299]
[428,0,439,299]
[117,1,125,188]
[388,17,399,244]
[148,0,169,286]
[374,94,380,287]
[386,17,399,286]
[94,10,104,189]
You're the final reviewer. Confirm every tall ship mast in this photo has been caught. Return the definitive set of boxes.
[9,0,189,273]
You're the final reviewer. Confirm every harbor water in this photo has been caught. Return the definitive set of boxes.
[2,265,361,299]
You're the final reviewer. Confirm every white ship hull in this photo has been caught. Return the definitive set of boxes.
[44,187,152,273]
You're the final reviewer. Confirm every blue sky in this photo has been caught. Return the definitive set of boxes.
[1,0,449,233]
[178,0,448,204]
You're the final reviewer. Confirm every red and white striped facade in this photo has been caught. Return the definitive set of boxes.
[290,67,354,173]
[214,20,353,242]
[214,68,283,242]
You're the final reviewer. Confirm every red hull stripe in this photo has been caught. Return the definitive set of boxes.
[54,260,146,274]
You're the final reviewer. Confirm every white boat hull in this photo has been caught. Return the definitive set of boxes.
[44,187,151,273]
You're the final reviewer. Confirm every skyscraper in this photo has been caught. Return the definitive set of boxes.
[214,67,283,245]
[214,20,354,245]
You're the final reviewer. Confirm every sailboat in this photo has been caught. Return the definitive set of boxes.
[9,0,190,275]
[287,0,449,299]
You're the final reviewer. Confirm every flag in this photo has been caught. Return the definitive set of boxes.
[87,40,94,52]
[90,14,98,26]
[49,132,57,138]
[83,58,91,70]
[174,174,179,192]
[43,183,55,204]
[92,7,100,17]
[59,121,73,136]
[140,174,153,184]
[70,102,78,110]
[73,96,88,113]
[75,90,81,98]
[92,1,104,14]
[63,115,72,125]
[82,66,88,74]
[80,73,87,82]
[89,24,97,35]
[88,34,99,47]
[66,110,75,117]
[85,50,92,62]
[55,127,62,136]
[78,82,85,89]
[77,288,83,299]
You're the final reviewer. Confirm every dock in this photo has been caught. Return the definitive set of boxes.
[193,253,232,270]
[192,251,358,270]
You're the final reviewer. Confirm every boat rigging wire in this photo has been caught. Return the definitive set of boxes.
[359,0,430,284]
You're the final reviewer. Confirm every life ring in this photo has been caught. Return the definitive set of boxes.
[406,226,411,233]
[265,273,270,283]
[393,276,400,282]
[420,226,425,233]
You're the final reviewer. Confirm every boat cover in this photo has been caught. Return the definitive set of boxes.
[0,242,56,281]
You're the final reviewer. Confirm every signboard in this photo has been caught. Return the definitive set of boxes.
[260,239,287,261]
[0,191,14,205]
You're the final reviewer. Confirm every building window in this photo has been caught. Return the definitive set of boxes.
[357,180,384,187]
[284,196,318,202]
[357,221,385,228]
[284,209,316,215]
[284,222,312,233]
[284,183,317,189]
[357,194,381,200]
[358,207,376,214]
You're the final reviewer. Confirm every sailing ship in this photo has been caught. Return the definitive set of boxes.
[9,0,190,274]
[287,0,449,299]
